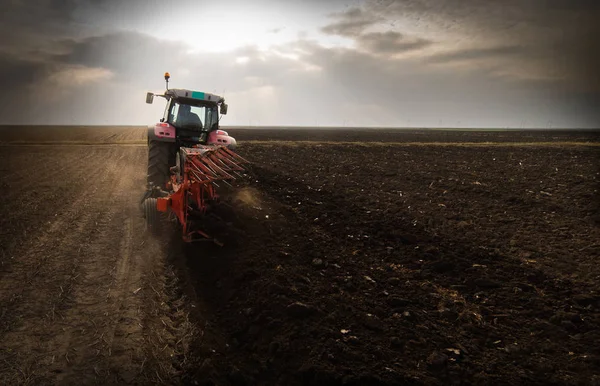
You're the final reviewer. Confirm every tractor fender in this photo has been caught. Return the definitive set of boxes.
[207,129,237,149]
[147,123,176,143]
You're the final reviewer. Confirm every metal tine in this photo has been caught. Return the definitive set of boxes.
[200,157,229,180]
[216,163,243,178]
[220,147,249,163]
[209,151,230,164]
[217,148,244,164]
[190,170,205,182]
[191,155,220,180]
[194,151,224,177]
[227,152,249,165]
[188,155,210,175]
[211,151,246,176]
[214,152,244,170]
[194,156,217,176]
[189,162,211,180]
[217,164,243,180]
[211,152,244,172]
[206,152,232,171]
[192,163,221,185]
[192,170,216,185]
[209,154,239,172]
[202,155,235,180]
[214,148,235,162]
[220,178,233,187]
[189,160,214,181]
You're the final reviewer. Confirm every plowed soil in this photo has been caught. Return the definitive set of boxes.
[0,127,599,385]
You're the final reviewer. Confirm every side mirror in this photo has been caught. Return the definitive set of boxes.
[221,103,228,115]
[146,92,154,104]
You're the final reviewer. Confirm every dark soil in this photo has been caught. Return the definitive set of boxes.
[1,128,598,385]
[170,131,600,385]
[228,127,600,143]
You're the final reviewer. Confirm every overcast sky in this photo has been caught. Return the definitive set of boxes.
[1,0,598,128]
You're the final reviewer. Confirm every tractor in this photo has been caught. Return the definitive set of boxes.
[141,73,249,242]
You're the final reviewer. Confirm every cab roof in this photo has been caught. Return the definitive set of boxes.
[166,88,224,104]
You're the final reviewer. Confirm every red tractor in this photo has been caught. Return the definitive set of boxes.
[141,73,249,242]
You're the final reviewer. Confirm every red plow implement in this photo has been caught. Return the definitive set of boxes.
[151,145,250,242]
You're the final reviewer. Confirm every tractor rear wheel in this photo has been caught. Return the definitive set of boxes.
[147,139,176,189]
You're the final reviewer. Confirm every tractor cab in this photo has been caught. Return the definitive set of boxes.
[145,72,233,148]
[160,89,223,144]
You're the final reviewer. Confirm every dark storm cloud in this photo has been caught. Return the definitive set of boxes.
[0,0,109,121]
[0,0,77,25]
[321,7,382,37]
[356,31,431,54]
[59,32,188,80]
[426,46,526,64]
[0,0,86,51]
[360,0,600,91]
[285,38,597,128]
[0,0,88,76]
[0,0,81,118]
[0,54,52,90]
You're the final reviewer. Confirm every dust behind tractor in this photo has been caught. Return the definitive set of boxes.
[141,72,249,243]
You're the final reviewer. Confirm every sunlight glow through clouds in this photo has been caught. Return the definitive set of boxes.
[47,66,114,87]
[35,66,114,103]
[150,6,300,53]
[111,1,356,54]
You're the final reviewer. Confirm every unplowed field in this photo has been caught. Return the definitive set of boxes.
[0,127,599,385]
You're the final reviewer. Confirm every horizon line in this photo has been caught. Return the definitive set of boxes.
[0,125,599,131]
